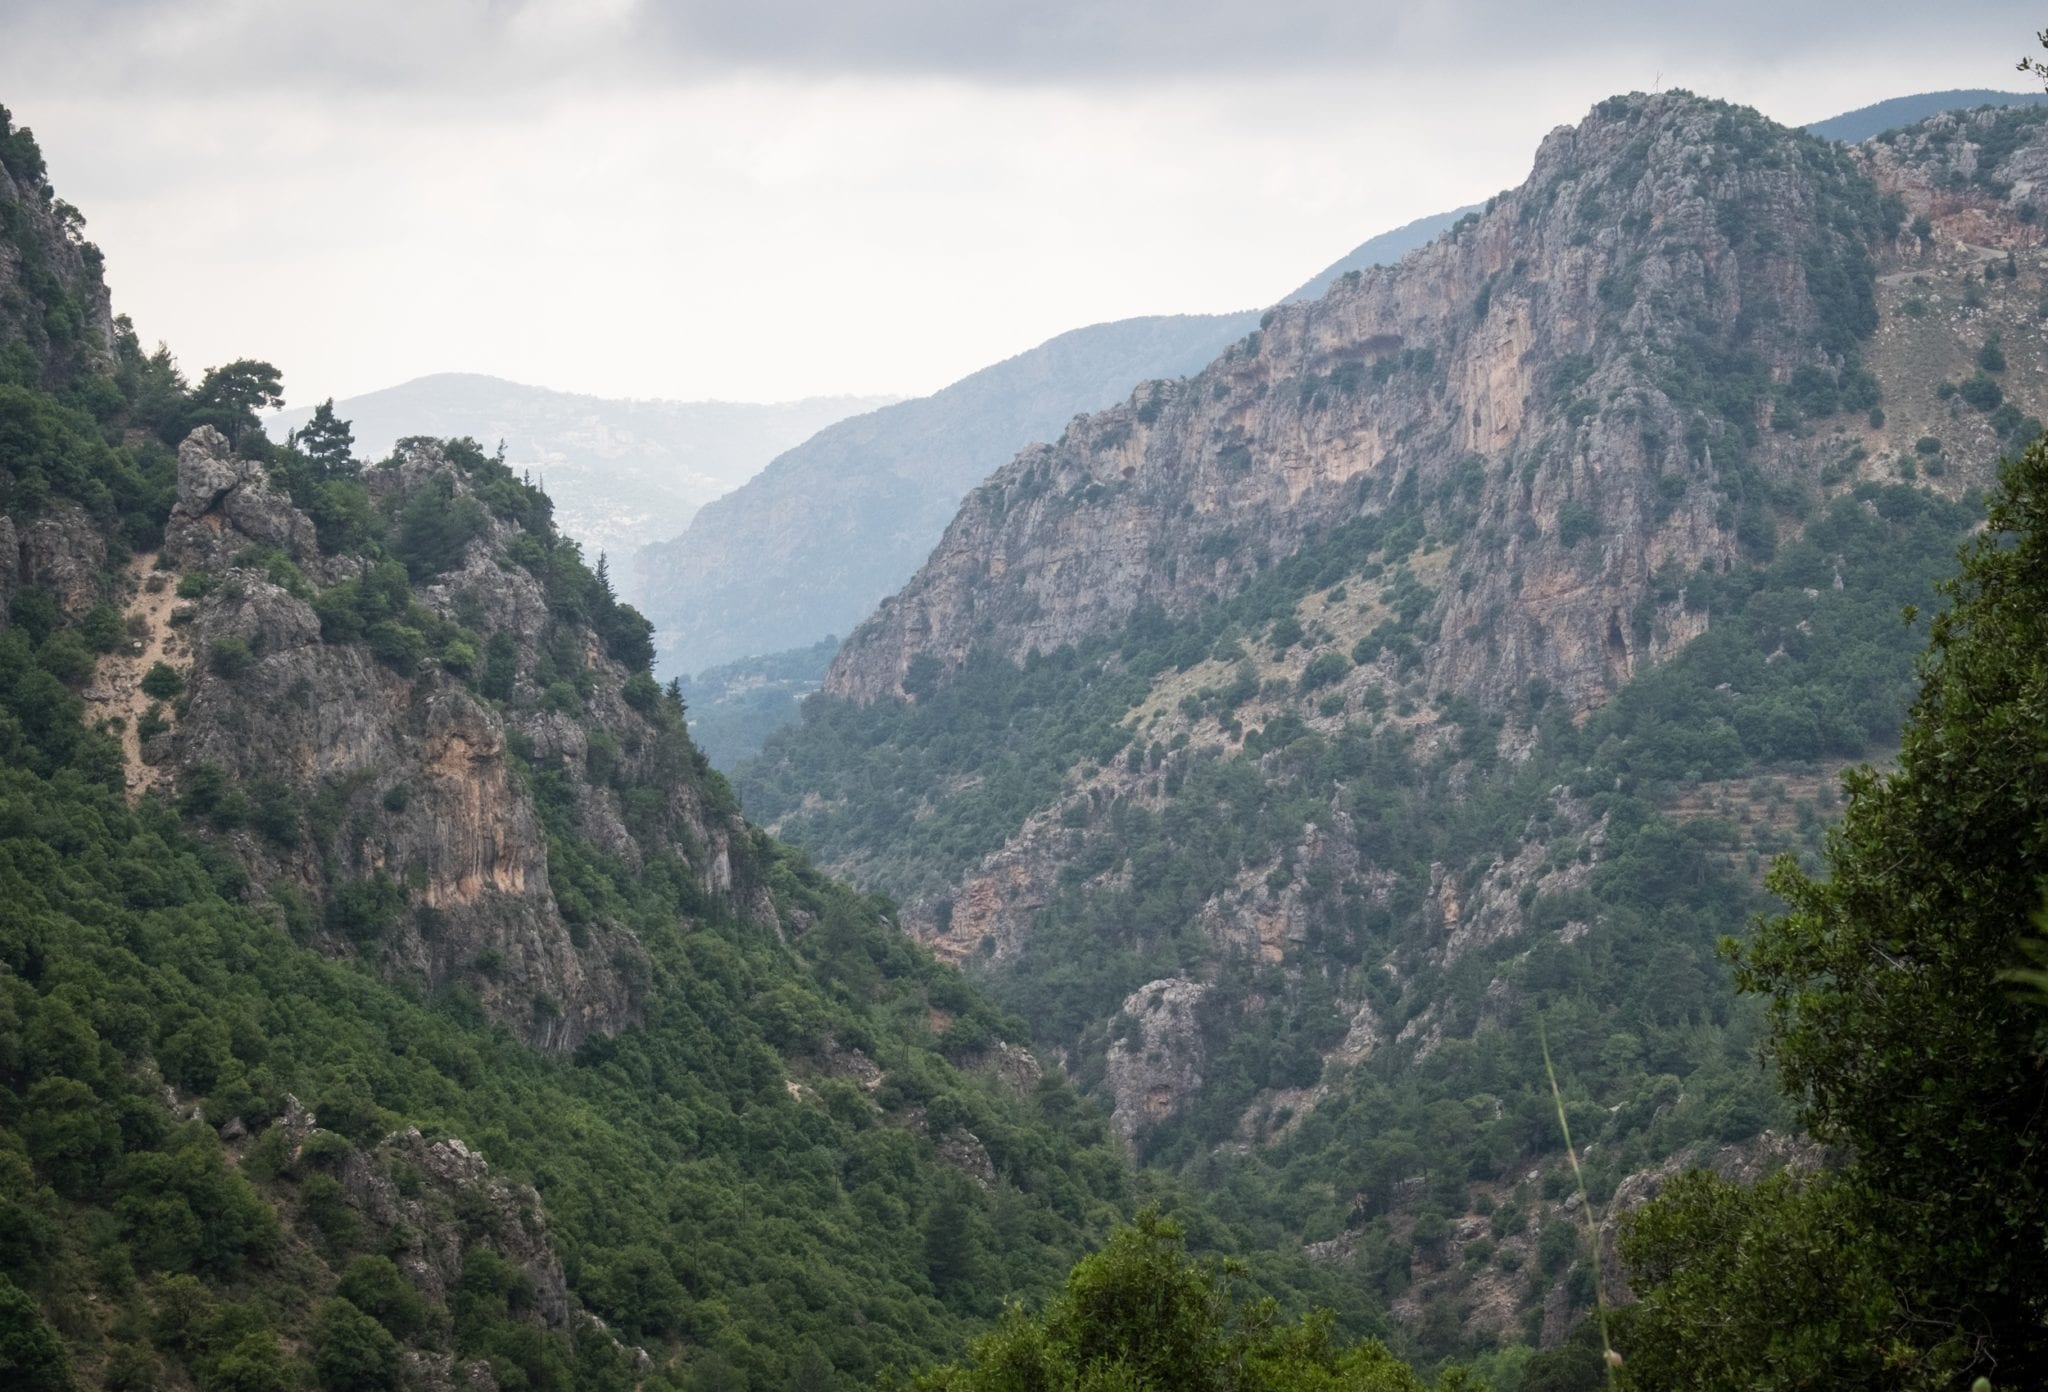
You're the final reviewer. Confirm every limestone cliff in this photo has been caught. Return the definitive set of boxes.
[132,427,768,1050]
[828,94,2042,717]
[0,103,118,388]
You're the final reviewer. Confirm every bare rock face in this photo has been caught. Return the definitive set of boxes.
[344,1127,572,1328]
[1104,977,1209,1140]
[171,565,636,1049]
[166,426,324,573]
[1199,810,1372,964]
[403,1352,501,1392]
[155,431,766,1050]
[826,93,2046,719]
[934,1129,998,1189]
[974,1041,1043,1097]
[821,1039,884,1091]
[12,502,106,618]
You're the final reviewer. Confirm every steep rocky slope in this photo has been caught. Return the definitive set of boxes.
[825,93,2031,712]
[744,96,2048,1357]
[0,105,116,391]
[142,425,772,1050]
[1,103,1404,1392]
[631,312,1261,673]
[266,374,890,562]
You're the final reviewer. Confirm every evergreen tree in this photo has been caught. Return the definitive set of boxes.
[291,398,357,477]
[189,359,284,446]
[0,1277,70,1392]
[913,1213,1448,1392]
[1620,431,2048,1386]
[923,1177,981,1299]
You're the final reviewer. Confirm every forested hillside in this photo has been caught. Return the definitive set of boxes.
[742,94,2048,1362]
[0,103,1391,1392]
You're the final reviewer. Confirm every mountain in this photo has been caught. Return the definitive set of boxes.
[633,85,2023,698]
[1281,206,1483,304]
[266,374,891,564]
[0,102,1404,1392]
[741,94,2048,1357]
[631,213,1522,683]
[1805,87,2048,143]
[630,313,1263,674]
[677,636,841,769]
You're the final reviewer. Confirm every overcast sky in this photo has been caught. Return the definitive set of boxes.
[1,2,2036,405]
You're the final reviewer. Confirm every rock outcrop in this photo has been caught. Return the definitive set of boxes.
[166,428,326,573]
[1104,978,1209,1139]
[3,502,107,621]
[344,1127,573,1327]
[154,427,769,1050]
[827,94,2043,717]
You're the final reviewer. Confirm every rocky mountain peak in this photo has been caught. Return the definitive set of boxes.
[118,426,774,1050]
[824,92,1919,718]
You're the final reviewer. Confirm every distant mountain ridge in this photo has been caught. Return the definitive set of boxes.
[267,373,891,564]
[1281,206,1482,304]
[1806,88,2048,143]
[635,88,2038,686]
[629,311,1264,673]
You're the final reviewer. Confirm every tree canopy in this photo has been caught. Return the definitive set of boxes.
[1619,430,2048,1387]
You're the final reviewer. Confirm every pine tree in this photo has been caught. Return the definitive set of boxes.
[189,359,283,446]
[290,398,357,477]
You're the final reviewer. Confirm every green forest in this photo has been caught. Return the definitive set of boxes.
[0,106,1374,1392]
[5,55,2048,1392]
[742,464,1987,1371]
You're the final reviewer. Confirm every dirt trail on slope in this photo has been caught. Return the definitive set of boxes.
[82,551,189,801]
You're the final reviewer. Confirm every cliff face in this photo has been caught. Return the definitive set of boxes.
[0,105,117,387]
[121,427,766,1051]
[827,94,2036,716]
[744,97,2048,1349]
[631,312,1261,674]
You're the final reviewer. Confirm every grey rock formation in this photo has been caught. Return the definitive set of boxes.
[344,1126,572,1328]
[1104,977,1209,1140]
[154,428,770,1050]
[934,1129,998,1189]
[14,503,106,618]
[974,1041,1043,1097]
[166,427,323,572]
[825,93,2047,717]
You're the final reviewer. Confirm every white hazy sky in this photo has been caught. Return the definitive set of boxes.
[0,2,2036,406]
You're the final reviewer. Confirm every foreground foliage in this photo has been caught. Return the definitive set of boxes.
[909,1214,1463,1392]
[1618,432,2048,1387]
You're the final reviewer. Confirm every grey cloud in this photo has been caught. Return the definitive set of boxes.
[640,0,2028,79]
[8,0,2038,92]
